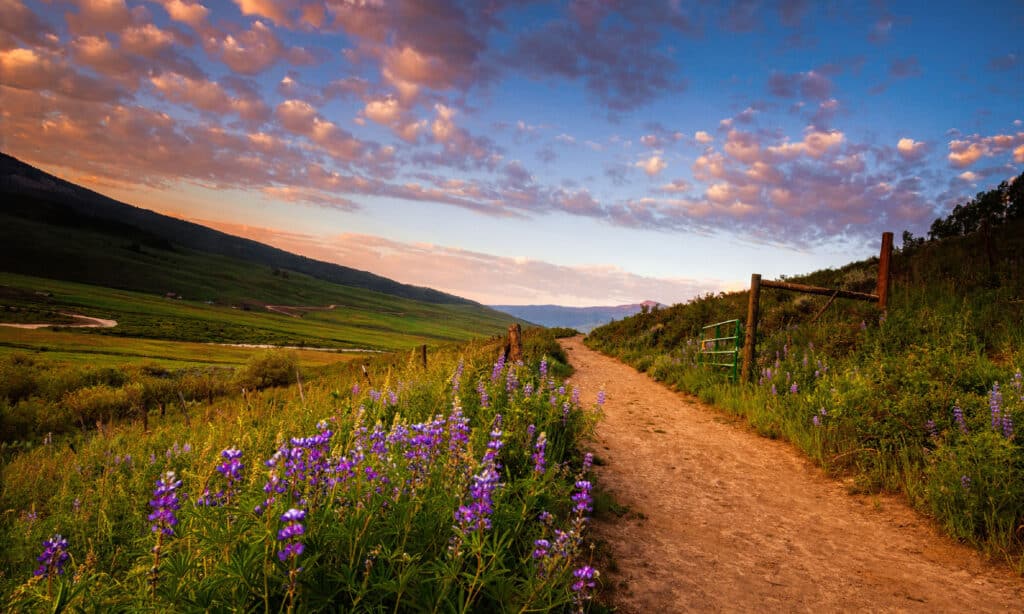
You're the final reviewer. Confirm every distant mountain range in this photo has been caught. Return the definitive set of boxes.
[0,152,473,306]
[491,301,662,332]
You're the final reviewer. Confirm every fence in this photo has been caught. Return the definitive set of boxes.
[698,319,742,381]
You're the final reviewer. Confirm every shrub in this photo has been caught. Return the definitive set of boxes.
[233,351,299,391]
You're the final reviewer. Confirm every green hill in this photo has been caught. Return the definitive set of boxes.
[586,172,1024,562]
[0,152,471,305]
[0,153,521,353]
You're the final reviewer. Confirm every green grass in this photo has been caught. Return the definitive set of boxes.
[0,271,516,352]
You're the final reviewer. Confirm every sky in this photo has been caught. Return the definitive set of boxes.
[1,1,1023,307]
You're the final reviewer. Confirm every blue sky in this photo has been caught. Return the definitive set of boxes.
[2,0,1022,305]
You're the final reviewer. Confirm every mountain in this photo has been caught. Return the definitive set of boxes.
[0,152,471,305]
[491,301,662,332]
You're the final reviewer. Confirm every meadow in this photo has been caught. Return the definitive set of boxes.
[0,271,517,352]
[1,329,604,611]
[586,184,1024,566]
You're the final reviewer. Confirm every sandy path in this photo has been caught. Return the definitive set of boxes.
[560,336,1024,613]
[0,313,117,329]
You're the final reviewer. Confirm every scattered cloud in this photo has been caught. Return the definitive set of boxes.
[947,132,1024,167]
[637,155,668,177]
[896,137,928,161]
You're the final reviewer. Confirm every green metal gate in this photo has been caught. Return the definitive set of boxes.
[698,319,742,381]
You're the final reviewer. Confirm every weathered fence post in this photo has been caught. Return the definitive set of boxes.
[420,344,427,369]
[741,273,761,383]
[877,231,893,310]
[507,323,523,363]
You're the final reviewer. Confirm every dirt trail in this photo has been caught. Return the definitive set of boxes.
[0,313,117,329]
[559,336,1024,613]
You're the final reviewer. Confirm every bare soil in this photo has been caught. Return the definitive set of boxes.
[560,336,1024,613]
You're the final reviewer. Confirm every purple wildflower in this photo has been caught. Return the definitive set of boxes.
[477,381,490,408]
[453,415,504,538]
[771,384,777,396]
[572,565,599,608]
[596,389,605,406]
[953,404,967,433]
[1002,413,1014,439]
[961,475,971,490]
[491,353,506,381]
[277,508,306,562]
[539,359,548,379]
[523,382,534,397]
[451,360,464,393]
[34,534,70,578]
[532,539,550,559]
[369,389,381,402]
[148,471,182,536]
[351,383,360,397]
[571,480,593,516]
[582,452,593,473]
[990,382,1003,431]
[789,382,799,395]
[532,432,547,474]
[925,420,937,438]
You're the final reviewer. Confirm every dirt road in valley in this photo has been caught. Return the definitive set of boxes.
[559,336,1024,613]
[0,313,117,329]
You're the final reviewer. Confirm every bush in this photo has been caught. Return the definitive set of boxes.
[233,351,299,391]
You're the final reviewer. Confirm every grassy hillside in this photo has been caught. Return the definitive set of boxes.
[0,271,516,352]
[587,174,1024,565]
[0,153,471,305]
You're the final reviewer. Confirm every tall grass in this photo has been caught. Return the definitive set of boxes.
[1,330,603,611]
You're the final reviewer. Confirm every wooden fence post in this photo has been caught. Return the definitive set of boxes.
[877,231,893,310]
[741,273,761,383]
[507,323,523,363]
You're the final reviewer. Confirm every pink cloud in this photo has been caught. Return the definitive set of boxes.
[157,0,210,29]
[151,72,270,122]
[188,222,731,306]
[694,130,714,144]
[0,0,57,49]
[206,19,315,74]
[947,132,1024,167]
[637,155,668,177]
[896,137,927,161]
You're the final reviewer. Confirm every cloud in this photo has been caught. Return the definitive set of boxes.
[189,223,733,306]
[768,69,832,100]
[151,72,270,122]
[510,6,687,112]
[958,171,979,182]
[694,130,714,144]
[989,53,1018,71]
[157,0,210,29]
[896,137,927,161]
[206,19,315,74]
[637,155,667,176]
[658,179,691,193]
[947,132,1024,167]
[888,56,921,79]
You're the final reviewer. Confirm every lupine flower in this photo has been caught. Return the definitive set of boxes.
[925,420,937,438]
[539,359,548,379]
[789,382,798,395]
[953,404,967,433]
[369,389,381,402]
[451,360,464,393]
[477,380,490,408]
[596,389,605,406]
[351,383,360,397]
[771,384,777,396]
[277,508,306,562]
[571,480,593,516]
[454,416,503,536]
[1013,370,1022,395]
[148,471,182,536]
[506,367,519,392]
[523,382,534,397]
[532,539,550,559]
[571,565,598,593]
[388,390,398,406]
[961,475,971,490]
[812,407,827,427]
[34,534,70,577]
[1002,413,1014,439]
[491,354,506,381]
[532,432,547,474]
[990,382,1003,431]
[582,452,593,473]
[571,387,580,405]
